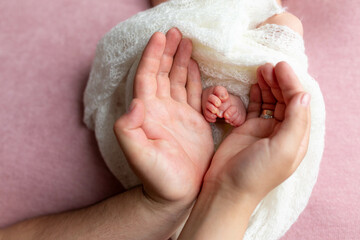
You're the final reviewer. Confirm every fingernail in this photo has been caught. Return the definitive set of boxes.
[218,110,224,117]
[301,93,311,106]
[128,101,136,113]
[216,100,221,107]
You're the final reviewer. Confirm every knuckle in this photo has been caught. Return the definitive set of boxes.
[275,61,289,73]
[263,63,274,75]
[113,117,125,133]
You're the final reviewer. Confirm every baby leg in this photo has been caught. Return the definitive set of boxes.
[257,11,303,36]
[202,86,246,127]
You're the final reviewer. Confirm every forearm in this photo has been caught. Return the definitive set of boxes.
[178,183,258,240]
[1,186,191,240]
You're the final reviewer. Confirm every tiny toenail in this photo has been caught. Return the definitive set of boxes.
[218,110,224,117]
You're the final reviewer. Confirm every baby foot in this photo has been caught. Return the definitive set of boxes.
[202,86,246,127]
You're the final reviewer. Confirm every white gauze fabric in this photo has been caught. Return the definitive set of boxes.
[83,0,326,239]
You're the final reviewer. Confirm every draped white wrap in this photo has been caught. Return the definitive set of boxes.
[83,0,326,239]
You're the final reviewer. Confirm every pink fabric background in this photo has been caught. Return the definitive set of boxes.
[0,0,359,239]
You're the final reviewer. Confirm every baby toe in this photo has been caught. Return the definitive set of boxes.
[204,110,217,123]
[208,94,222,108]
[224,106,245,127]
[206,102,219,116]
[231,114,245,127]
[224,106,237,120]
[213,86,229,102]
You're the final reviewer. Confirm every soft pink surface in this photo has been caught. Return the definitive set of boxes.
[281,0,360,239]
[0,0,359,238]
[0,0,149,227]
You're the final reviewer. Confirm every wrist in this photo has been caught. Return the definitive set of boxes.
[203,162,267,207]
[140,185,195,221]
[179,180,259,240]
[202,169,261,211]
[202,180,259,213]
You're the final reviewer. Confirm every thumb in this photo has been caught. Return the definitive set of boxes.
[271,92,311,167]
[113,99,150,165]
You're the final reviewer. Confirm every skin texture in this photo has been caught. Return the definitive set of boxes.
[114,28,214,204]
[0,187,190,240]
[179,62,311,240]
[206,62,311,201]
[258,11,304,36]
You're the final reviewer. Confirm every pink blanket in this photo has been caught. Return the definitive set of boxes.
[0,0,359,238]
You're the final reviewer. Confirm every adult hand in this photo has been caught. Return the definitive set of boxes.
[179,62,311,240]
[205,62,311,204]
[0,28,214,240]
[114,28,214,205]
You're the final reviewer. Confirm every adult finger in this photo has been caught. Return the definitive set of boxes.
[186,59,202,112]
[270,62,310,168]
[134,32,166,99]
[257,64,276,109]
[274,62,304,105]
[295,99,311,164]
[259,63,286,121]
[260,63,284,103]
[114,99,151,166]
[156,28,182,97]
[247,84,262,119]
[270,92,311,169]
[169,38,193,102]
